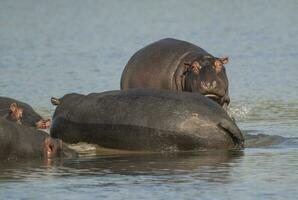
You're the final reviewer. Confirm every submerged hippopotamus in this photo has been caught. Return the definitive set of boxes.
[121,38,230,110]
[0,97,50,129]
[0,118,77,160]
[50,89,244,151]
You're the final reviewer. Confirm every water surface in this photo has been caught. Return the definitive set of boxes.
[0,0,298,199]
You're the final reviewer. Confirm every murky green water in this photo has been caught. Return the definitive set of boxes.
[0,0,298,199]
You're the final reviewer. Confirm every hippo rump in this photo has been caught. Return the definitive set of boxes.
[0,96,50,129]
[50,89,244,151]
[121,38,230,110]
[0,118,77,160]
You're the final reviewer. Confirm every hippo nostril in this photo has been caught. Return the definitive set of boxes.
[212,81,217,89]
[201,81,217,90]
[207,82,211,88]
[200,81,208,90]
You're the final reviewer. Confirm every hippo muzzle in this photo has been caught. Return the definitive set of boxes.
[200,81,230,109]
[44,137,77,159]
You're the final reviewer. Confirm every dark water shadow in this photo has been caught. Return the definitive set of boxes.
[244,132,298,148]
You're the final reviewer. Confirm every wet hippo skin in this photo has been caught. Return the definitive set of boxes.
[50,89,244,151]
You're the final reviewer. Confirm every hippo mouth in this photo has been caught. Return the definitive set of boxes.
[204,94,228,110]
[204,94,222,103]
[204,94,221,98]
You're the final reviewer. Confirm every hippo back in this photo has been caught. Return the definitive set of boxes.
[121,38,211,90]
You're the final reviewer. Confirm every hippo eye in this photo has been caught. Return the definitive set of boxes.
[191,61,201,73]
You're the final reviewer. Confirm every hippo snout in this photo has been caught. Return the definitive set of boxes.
[200,80,228,105]
[200,80,217,91]
[200,80,225,96]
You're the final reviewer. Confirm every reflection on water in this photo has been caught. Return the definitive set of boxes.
[0,151,243,199]
[0,151,243,181]
[1,149,298,199]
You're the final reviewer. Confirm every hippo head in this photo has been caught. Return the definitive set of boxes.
[44,137,77,159]
[8,103,51,129]
[184,56,230,110]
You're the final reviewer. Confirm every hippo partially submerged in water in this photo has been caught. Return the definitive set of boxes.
[121,38,230,110]
[0,97,50,129]
[0,118,77,160]
[50,89,244,151]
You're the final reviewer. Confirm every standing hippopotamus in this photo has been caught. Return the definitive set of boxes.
[0,118,77,160]
[121,38,230,110]
[0,97,50,129]
[50,89,244,151]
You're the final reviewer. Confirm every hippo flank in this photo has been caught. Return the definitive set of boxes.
[50,89,244,151]
[121,38,230,110]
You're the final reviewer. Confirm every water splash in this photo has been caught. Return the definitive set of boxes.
[230,99,298,137]
[228,102,252,120]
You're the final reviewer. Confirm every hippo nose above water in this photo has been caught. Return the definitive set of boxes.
[200,79,229,109]
[201,80,217,91]
[200,80,225,97]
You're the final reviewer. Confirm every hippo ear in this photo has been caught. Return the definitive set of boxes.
[220,57,229,65]
[214,59,223,68]
[9,103,23,120]
[9,103,18,113]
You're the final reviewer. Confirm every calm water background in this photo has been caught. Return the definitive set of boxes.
[0,0,298,199]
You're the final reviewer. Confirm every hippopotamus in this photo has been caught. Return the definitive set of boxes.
[0,118,77,160]
[50,89,244,151]
[121,38,230,110]
[0,96,50,129]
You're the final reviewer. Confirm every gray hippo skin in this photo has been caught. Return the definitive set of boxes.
[50,89,244,151]
[121,38,230,109]
[0,96,50,129]
[0,118,77,160]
